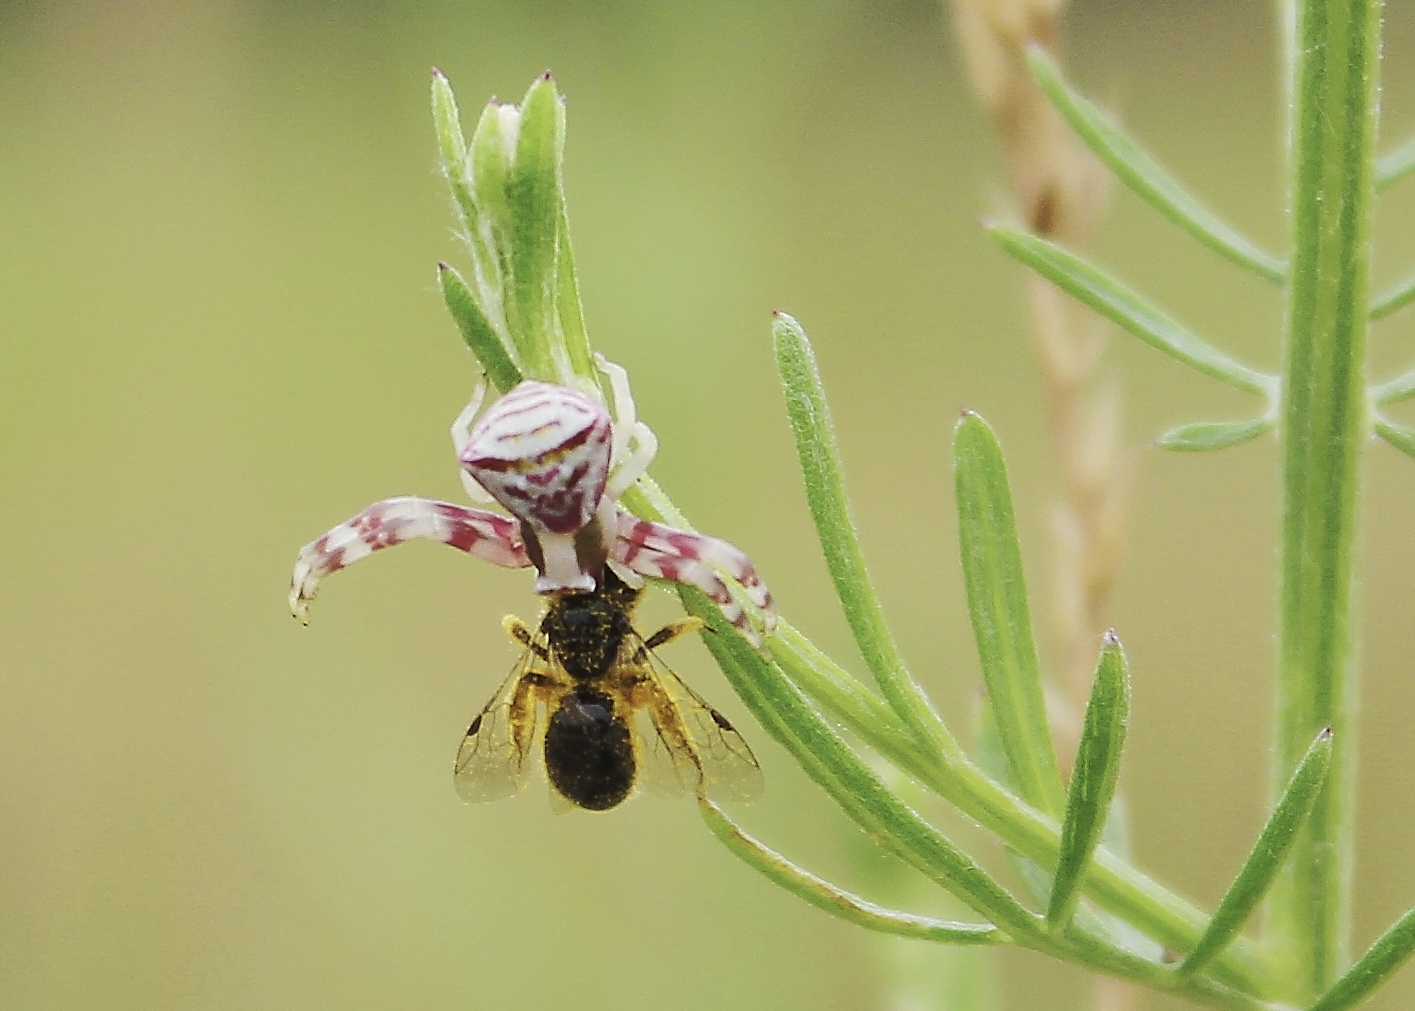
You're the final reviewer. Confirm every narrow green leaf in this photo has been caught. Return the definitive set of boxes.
[969,640,1161,960]
[1374,418,1415,461]
[468,97,513,245]
[438,263,522,394]
[430,69,477,231]
[988,224,1276,397]
[506,73,566,380]
[466,96,519,347]
[629,479,1273,997]
[1372,370,1415,407]
[1307,905,1415,1011]
[772,312,962,761]
[1047,632,1130,929]
[1026,47,1285,282]
[698,797,1004,945]
[685,585,1046,944]
[556,204,594,383]
[1156,418,1272,452]
[1376,133,1415,191]
[954,411,1065,818]
[1179,728,1332,977]
[1369,271,1415,321]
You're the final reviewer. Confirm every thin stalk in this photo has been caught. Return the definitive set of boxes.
[630,478,1276,995]
[1375,133,1415,191]
[1369,270,1415,320]
[698,798,1005,945]
[1268,0,1380,999]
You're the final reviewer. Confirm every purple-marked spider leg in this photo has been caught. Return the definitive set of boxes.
[290,496,531,622]
[612,512,776,646]
[611,536,752,646]
[614,513,775,618]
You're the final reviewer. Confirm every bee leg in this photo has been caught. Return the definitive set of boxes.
[629,679,706,796]
[642,617,707,652]
[503,615,550,661]
[510,671,558,755]
[290,497,531,622]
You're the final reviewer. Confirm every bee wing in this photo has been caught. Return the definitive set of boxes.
[453,653,546,804]
[631,643,764,804]
[632,705,696,799]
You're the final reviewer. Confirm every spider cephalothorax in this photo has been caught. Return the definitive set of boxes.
[290,357,775,646]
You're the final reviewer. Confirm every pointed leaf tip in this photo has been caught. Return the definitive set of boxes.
[1047,638,1129,927]
[1178,725,1333,977]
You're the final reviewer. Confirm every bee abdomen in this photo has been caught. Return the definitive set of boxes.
[543,691,635,811]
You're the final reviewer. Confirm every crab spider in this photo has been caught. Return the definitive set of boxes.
[290,358,775,646]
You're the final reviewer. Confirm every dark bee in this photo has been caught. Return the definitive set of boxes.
[453,568,764,811]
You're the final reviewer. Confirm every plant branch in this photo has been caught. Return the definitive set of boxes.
[1267,0,1380,998]
[1025,46,1286,282]
[988,224,1277,397]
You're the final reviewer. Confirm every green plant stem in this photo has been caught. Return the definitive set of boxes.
[1373,417,1415,460]
[628,477,1275,996]
[1268,0,1379,999]
[690,587,1278,1011]
[698,797,1005,945]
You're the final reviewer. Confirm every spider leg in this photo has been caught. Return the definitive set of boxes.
[604,423,657,500]
[290,496,530,621]
[596,354,658,495]
[450,375,497,504]
[595,354,637,465]
[612,513,775,647]
[615,513,775,620]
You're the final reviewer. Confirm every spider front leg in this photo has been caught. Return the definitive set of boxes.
[290,496,531,621]
[612,512,776,648]
[596,354,658,498]
[449,375,498,505]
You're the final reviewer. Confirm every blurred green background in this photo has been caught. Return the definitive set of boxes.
[6,1,1415,1008]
